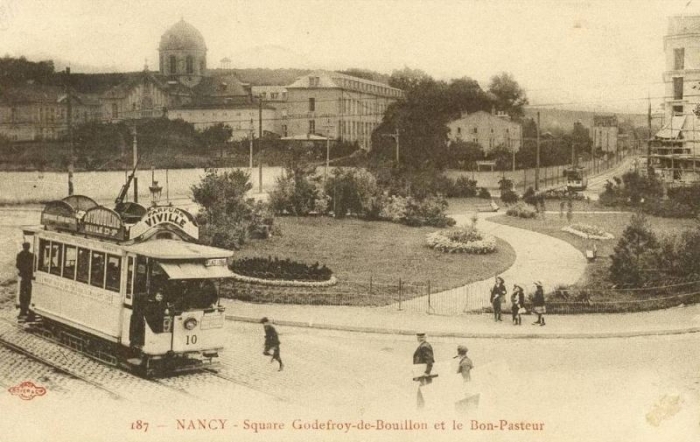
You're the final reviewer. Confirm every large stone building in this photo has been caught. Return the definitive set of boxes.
[446,110,522,154]
[0,20,401,145]
[282,71,403,149]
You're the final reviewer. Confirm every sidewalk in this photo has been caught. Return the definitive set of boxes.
[223,298,700,339]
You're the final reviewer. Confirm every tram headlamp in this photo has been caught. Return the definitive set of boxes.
[184,318,198,330]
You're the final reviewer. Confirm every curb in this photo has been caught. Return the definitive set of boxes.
[226,315,700,340]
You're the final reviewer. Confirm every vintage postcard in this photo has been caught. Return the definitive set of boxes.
[0,0,699,441]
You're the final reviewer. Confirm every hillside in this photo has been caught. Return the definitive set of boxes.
[523,107,651,131]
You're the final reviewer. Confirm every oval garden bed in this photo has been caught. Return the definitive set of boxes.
[561,223,614,240]
[229,257,336,287]
[426,225,497,254]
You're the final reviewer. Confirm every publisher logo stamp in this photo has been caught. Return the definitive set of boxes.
[8,381,47,400]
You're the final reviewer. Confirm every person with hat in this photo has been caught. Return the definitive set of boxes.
[413,332,435,409]
[261,317,283,371]
[454,345,473,382]
[532,281,546,326]
[16,242,35,321]
[490,276,507,322]
[511,284,525,325]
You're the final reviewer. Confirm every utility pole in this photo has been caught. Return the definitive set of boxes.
[65,67,74,195]
[535,112,541,190]
[132,126,138,203]
[258,97,263,194]
[249,118,254,170]
[323,119,334,182]
[647,95,653,175]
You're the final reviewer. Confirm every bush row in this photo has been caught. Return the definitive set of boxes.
[505,202,537,218]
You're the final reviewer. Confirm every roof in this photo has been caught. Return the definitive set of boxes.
[159,19,207,51]
[286,70,403,97]
[124,239,233,260]
[101,72,171,99]
[281,134,332,141]
[449,110,522,126]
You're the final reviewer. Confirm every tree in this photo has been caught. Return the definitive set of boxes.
[610,213,659,287]
[191,168,272,249]
[447,140,484,170]
[488,72,528,119]
[200,123,233,157]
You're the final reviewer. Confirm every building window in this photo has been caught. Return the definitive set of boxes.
[169,55,177,74]
[76,247,90,283]
[309,98,316,112]
[63,245,76,280]
[105,254,121,292]
[457,127,462,135]
[112,103,118,119]
[186,56,194,74]
[472,127,478,134]
[675,48,685,70]
[282,125,288,137]
[673,77,684,100]
[309,120,315,134]
[673,105,684,114]
[90,251,105,289]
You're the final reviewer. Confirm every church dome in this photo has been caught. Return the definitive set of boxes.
[159,19,207,51]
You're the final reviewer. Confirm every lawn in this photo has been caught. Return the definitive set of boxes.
[489,211,699,301]
[222,215,516,306]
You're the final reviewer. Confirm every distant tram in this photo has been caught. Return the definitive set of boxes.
[565,166,588,192]
[19,194,236,377]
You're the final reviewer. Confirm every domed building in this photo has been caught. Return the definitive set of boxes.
[158,19,207,87]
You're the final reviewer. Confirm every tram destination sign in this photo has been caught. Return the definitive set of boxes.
[79,207,126,240]
[130,206,199,240]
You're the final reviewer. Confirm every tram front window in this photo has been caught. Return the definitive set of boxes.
[162,279,218,312]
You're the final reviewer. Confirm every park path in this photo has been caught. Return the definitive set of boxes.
[393,211,588,314]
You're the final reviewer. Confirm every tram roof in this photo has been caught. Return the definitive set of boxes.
[124,239,233,260]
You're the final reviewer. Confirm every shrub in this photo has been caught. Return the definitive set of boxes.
[643,198,695,219]
[478,187,491,199]
[506,202,537,219]
[610,213,659,287]
[325,168,380,218]
[451,176,478,198]
[269,166,319,216]
[379,194,455,227]
[426,226,497,254]
[500,189,519,205]
[231,256,333,282]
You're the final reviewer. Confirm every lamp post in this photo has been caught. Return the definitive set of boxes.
[323,120,334,182]
[249,118,254,170]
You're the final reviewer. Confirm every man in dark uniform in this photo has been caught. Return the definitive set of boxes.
[261,317,283,371]
[413,332,435,409]
[16,242,34,320]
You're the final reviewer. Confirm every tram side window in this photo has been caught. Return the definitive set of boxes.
[90,252,105,288]
[38,239,50,273]
[76,247,90,284]
[134,255,148,294]
[63,245,76,280]
[126,256,134,299]
[49,242,63,276]
[105,255,121,292]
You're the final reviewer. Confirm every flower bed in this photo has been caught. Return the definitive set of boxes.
[505,202,537,219]
[426,226,497,254]
[562,223,614,240]
[230,257,333,282]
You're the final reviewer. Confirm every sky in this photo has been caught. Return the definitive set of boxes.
[1,0,699,114]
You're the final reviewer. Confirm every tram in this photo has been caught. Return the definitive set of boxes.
[565,166,588,192]
[19,194,236,377]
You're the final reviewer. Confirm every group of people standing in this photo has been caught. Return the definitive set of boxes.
[490,276,547,326]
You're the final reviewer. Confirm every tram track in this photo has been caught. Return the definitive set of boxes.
[0,316,125,400]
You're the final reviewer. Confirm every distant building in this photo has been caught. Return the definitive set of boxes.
[283,71,403,149]
[446,110,522,154]
[0,84,101,141]
[592,115,618,153]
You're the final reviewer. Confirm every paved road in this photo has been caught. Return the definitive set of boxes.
[212,319,700,442]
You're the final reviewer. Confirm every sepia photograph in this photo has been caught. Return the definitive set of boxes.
[0,0,698,441]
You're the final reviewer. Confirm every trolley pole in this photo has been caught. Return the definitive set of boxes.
[535,112,541,190]
[323,120,334,183]
[258,97,263,194]
[132,126,138,203]
[249,119,254,170]
[65,67,74,195]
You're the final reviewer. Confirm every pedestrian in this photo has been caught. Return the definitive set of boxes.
[412,332,435,409]
[261,317,283,371]
[490,276,506,322]
[16,242,34,321]
[532,281,546,326]
[511,284,525,325]
[454,345,479,412]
